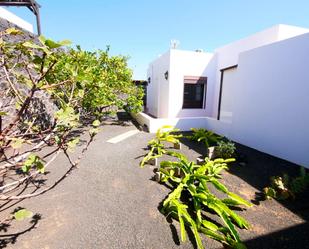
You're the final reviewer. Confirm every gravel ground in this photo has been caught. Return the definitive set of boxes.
[0,120,308,249]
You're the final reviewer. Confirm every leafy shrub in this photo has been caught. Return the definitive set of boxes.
[141,127,251,249]
[140,125,182,167]
[264,167,309,200]
[189,128,221,149]
[159,156,251,249]
[0,29,102,219]
[216,140,236,159]
[48,45,144,118]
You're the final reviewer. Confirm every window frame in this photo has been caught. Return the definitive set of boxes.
[217,65,238,120]
[182,76,207,109]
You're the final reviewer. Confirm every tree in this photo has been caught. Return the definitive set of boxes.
[0,27,143,229]
[0,28,100,204]
[47,45,144,118]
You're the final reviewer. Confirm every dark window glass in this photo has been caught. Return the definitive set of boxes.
[183,83,204,108]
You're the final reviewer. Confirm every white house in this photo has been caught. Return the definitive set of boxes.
[134,24,309,167]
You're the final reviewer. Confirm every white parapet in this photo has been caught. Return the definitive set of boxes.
[132,112,231,135]
[0,7,33,33]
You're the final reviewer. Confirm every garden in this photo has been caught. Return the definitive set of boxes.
[0,27,308,249]
[139,126,309,249]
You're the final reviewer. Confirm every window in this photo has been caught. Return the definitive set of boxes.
[182,76,207,109]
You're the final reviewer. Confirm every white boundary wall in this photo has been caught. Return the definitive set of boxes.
[204,32,309,167]
[227,33,309,167]
[0,7,33,33]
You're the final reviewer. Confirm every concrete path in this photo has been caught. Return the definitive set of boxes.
[1,122,213,249]
[2,121,306,249]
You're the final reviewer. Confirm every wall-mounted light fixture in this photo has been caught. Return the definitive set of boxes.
[148,77,151,84]
[164,71,168,80]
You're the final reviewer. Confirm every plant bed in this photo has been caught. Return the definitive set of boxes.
[145,129,309,249]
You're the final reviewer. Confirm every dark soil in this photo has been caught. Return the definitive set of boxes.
[180,135,309,249]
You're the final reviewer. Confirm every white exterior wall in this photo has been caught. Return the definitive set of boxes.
[147,49,216,119]
[146,51,170,118]
[142,24,309,167]
[168,49,215,118]
[229,33,309,167]
[213,24,309,117]
[0,7,33,33]
[206,32,309,167]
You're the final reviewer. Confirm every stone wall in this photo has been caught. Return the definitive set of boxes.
[0,17,57,131]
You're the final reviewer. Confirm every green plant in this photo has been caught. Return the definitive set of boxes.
[216,140,236,159]
[189,128,221,149]
[140,126,251,248]
[140,126,182,167]
[152,125,182,145]
[159,155,251,249]
[49,45,144,118]
[0,29,102,216]
[264,167,309,200]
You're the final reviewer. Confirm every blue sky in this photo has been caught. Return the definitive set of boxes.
[5,0,309,79]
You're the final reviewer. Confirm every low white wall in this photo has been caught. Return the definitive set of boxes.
[133,112,230,135]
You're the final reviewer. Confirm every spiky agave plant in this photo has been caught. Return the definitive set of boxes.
[160,156,251,249]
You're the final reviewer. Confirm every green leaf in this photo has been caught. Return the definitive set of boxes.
[89,127,99,136]
[208,202,240,242]
[216,200,250,229]
[179,215,187,242]
[77,89,84,98]
[224,158,236,163]
[45,39,62,49]
[22,41,42,49]
[14,209,33,221]
[38,35,46,45]
[199,227,226,243]
[222,198,242,207]
[54,135,61,144]
[163,184,184,208]
[11,138,25,149]
[228,192,252,207]
[22,154,45,174]
[21,165,29,173]
[219,211,240,242]
[58,40,72,46]
[210,178,229,193]
[5,27,22,35]
[190,220,204,249]
[231,242,248,249]
[36,160,45,174]
[0,111,7,116]
[32,55,43,64]
[67,138,80,152]
[263,187,276,199]
[202,220,219,231]
[92,120,100,127]
[15,101,21,110]
[55,106,79,128]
